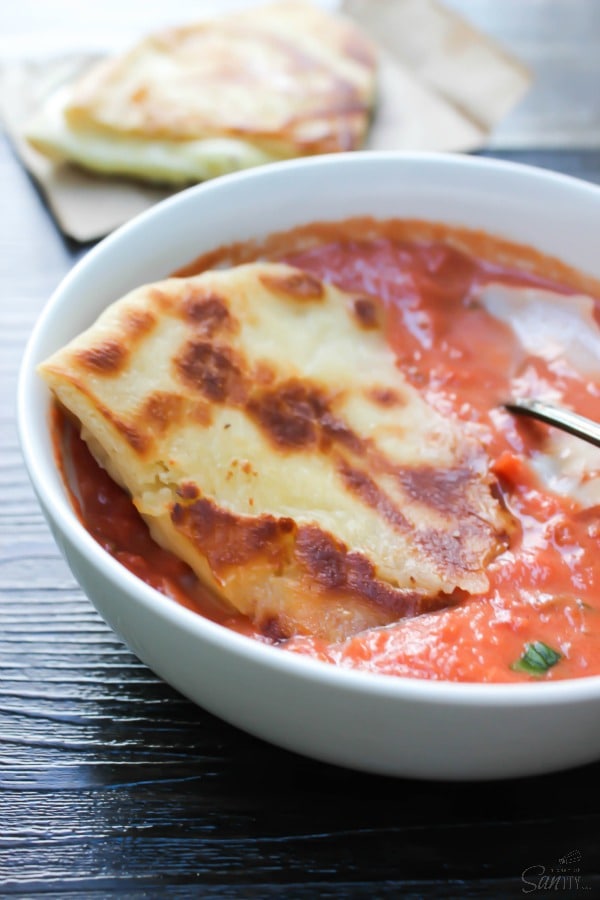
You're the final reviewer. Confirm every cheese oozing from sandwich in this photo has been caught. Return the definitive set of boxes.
[25,1,377,185]
[39,262,511,641]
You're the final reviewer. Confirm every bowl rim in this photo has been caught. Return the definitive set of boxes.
[18,150,600,706]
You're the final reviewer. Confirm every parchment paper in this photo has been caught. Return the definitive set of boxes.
[0,0,530,242]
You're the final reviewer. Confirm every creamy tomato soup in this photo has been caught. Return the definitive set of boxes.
[55,218,600,683]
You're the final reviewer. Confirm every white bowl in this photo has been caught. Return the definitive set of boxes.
[18,152,600,780]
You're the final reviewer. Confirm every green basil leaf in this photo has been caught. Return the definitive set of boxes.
[511,641,562,676]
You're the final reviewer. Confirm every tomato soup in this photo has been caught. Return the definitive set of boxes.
[56,219,600,683]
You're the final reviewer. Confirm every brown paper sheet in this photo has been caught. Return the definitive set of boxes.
[345,0,531,132]
[0,0,530,243]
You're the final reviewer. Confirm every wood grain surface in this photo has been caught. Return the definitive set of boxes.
[2,2,600,896]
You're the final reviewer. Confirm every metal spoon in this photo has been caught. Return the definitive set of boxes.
[505,397,600,448]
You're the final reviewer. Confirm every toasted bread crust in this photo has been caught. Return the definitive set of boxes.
[65,2,377,155]
[40,262,511,640]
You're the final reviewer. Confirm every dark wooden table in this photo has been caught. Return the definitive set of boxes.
[2,2,600,896]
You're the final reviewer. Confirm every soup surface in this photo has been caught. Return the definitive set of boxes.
[57,218,600,682]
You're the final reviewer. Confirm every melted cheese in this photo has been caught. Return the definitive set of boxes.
[40,262,510,640]
[26,1,377,185]
[26,87,280,184]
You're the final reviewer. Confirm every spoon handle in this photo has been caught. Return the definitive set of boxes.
[505,398,600,448]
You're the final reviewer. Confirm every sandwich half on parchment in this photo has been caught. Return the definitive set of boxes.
[26,1,378,185]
